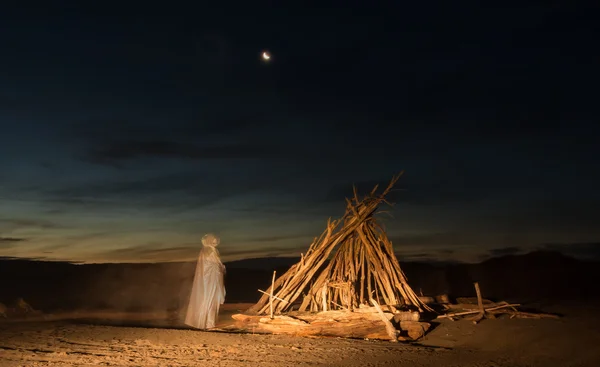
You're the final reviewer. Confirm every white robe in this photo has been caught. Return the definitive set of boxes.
[185,245,226,329]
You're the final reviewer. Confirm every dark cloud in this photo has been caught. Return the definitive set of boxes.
[219,244,309,259]
[388,233,469,248]
[488,246,522,257]
[0,237,27,246]
[395,250,461,263]
[322,168,496,206]
[396,252,436,261]
[0,218,62,230]
[36,171,261,212]
[102,244,199,262]
[323,179,398,203]
[86,139,286,166]
[99,242,310,262]
[0,256,48,261]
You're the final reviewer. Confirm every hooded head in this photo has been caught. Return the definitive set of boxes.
[201,233,220,248]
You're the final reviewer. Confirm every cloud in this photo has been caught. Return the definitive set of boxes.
[219,244,310,260]
[91,241,312,263]
[0,237,27,249]
[85,139,285,166]
[0,256,48,261]
[388,232,475,248]
[34,170,258,213]
[99,244,200,262]
[487,246,522,257]
[0,218,62,230]
[0,237,27,244]
[322,170,494,206]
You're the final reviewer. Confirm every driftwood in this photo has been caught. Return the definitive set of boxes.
[438,303,522,319]
[232,313,392,340]
[399,320,431,340]
[246,174,432,316]
[370,299,398,341]
[435,294,450,304]
[437,283,560,322]
[230,311,431,341]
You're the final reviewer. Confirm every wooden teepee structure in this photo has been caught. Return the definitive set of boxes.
[247,174,432,315]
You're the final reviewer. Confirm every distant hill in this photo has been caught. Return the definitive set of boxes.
[1,250,598,313]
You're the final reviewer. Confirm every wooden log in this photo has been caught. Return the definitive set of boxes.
[418,296,435,304]
[455,296,494,305]
[444,302,508,311]
[435,294,450,304]
[259,315,309,326]
[398,321,431,340]
[269,271,276,318]
[230,314,395,341]
[370,299,399,342]
[436,303,521,319]
[487,310,560,319]
[234,310,395,324]
[354,304,397,314]
[472,282,485,324]
[393,311,420,322]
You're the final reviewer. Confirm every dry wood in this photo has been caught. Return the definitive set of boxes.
[246,174,433,316]
[269,271,276,318]
[444,302,510,311]
[393,311,421,322]
[231,313,399,341]
[487,310,560,319]
[257,289,288,304]
[418,296,435,304]
[437,283,559,323]
[455,296,494,305]
[436,303,521,319]
[435,294,450,304]
[472,282,485,324]
[370,299,398,342]
[398,321,431,340]
[354,305,398,314]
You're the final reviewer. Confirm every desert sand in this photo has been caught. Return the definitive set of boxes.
[1,301,599,367]
[2,252,600,366]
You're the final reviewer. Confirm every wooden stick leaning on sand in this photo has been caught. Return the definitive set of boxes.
[471,282,486,324]
[370,299,398,342]
[270,271,276,319]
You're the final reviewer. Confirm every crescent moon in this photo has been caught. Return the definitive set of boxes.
[262,52,271,60]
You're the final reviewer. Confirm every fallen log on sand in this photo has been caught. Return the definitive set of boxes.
[230,310,431,342]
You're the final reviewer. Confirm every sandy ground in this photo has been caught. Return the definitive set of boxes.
[1,302,599,367]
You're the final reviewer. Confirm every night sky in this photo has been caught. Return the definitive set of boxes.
[1,2,598,264]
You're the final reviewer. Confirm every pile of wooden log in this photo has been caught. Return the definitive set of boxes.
[230,176,558,343]
[434,283,560,323]
[246,174,431,316]
[229,175,434,342]
[230,301,431,342]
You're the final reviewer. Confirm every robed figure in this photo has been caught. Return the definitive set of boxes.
[185,233,226,329]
